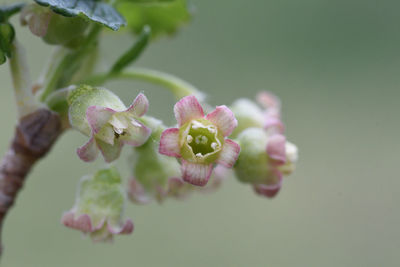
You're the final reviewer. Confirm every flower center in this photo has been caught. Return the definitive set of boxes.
[186,120,220,157]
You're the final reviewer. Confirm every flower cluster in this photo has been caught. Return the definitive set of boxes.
[64,85,298,241]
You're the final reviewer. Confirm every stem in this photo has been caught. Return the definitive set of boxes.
[39,25,102,102]
[8,40,38,118]
[81,67,205,100]
[0,109,62,256]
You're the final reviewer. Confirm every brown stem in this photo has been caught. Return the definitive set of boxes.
[0,109,62,255]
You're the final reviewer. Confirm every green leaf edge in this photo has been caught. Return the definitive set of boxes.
[34,0,126,31]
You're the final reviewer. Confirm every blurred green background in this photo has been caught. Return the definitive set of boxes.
[1,0,399,266]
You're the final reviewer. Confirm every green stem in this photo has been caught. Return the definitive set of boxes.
[81,67,204,100]
[8,40,38,118]
[39,25,102,102]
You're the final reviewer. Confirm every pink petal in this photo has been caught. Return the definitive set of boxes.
[206,105,237,137]
[97,139,123,163]
[253,172,283,198]
[181,160,213,186]
[77,136,99,162]
[120,122,151,147]
[174,95,204,126]
[266,134,287,165]
[264,117,285,133]
[107,219,134,235]
[256,91,281,110]
[20,7,52,37]
[61,212,93,233]
[86,106,115,134]
[126,93,149,117]
[159,128,181,157]
[217,139,240,168]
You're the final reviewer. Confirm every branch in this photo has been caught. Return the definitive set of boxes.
[0,108,62,256]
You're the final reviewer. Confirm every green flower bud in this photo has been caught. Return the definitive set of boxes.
[229,98,264,137]
[68,85,126,136]
[234,128,276,185]
[62,167,133,242]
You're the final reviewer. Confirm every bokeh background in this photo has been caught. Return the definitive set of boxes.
[0,0,399,266]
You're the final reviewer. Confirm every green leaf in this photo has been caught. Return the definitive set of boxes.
[0,22,15,65]
[34,0,126,31]
[117,0,192,38]
[110,25,151,73]
[0,3,25,23]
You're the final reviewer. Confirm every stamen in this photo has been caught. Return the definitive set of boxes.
[211,142,218,150]
[187,135,193,143]
[201,136,208,144]
[114,127,124,135]
[207,126,216,133]
[195,153,203,157]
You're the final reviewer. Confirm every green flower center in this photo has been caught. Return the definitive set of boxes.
[181,120,221,161]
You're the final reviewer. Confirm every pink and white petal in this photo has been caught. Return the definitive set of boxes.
[120,122,151,147]
[253,172,283,198]
[61,212,93,233]
[107,219,134,235]
[256,91,281,110]
[77,136,99,162]
[97,139,123,163]
[174,95,204,126]
[181,160,213,186]
[266,134,287,165]
[126,93,149,117]
[159,128,181,157]
[206,105,238,137]
[217,139,240,168]
[86,106,115,134]
[264,117,285,134]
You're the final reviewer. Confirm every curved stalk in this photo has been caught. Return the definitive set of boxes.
[80,67,205,101]
[8,40,38,118]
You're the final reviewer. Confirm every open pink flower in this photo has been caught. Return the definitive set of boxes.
[77,93,151,163]
[159,95,240,186]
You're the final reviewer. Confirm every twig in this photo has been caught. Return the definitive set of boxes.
[0,109,62,256]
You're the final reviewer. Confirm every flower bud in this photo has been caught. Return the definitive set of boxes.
[229,98,264,137]
[234,128,276,184]
[61,167,133,242]
[234,128,291,198]
[21,5,88,48]
[68,85,151,162]
[129,121,182,203]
